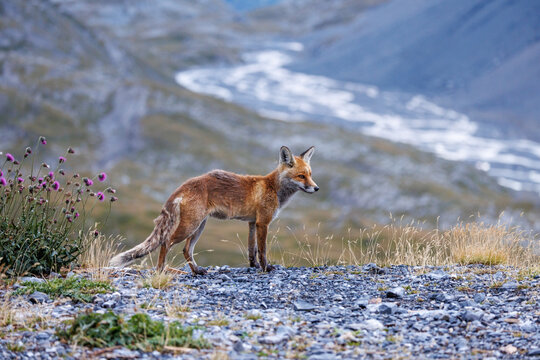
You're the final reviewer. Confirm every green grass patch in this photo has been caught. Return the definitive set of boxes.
[57,311,209,351]
[14,277,114,303]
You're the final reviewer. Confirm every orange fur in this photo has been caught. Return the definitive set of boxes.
[110,146,318,274]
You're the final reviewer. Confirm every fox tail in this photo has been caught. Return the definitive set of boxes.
[109,197,182,267]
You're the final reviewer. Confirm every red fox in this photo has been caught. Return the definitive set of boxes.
[110,146,318,274]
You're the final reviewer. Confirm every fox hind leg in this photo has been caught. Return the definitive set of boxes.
[157,243,170,272]
[183,218,207,275]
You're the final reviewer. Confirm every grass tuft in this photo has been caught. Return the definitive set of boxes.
[79,226,122,281]
[448,221,535,266]
[56,311,209,350]
[141,270,174,290]
[14,276,114,302]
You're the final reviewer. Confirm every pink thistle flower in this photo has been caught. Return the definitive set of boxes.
[6,153,14,162]
[68,147,75,154]
[48,171,54,180]
[106,187,116,194]
[40,136,47,145]
[97,192,105,201]
[110,196,118,202]
[25,147,32,154]
[13,160,20,165]
[17,177,24,184]
[38,177,44,183]
[59,156,66,163]
[0,178,6,186]
[42,163,50,168]
[98,172,107,182]
[41,183,47,189]
[94,230,99,237]
[74,212,80,218]
[83,178,93,186]
[52,181,60,191]
[59,169,65,176]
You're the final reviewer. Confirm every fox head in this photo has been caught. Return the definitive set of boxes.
[278,146,319,193]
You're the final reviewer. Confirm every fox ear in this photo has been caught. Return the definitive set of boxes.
[300,146,315,164]
[279,146,295,167]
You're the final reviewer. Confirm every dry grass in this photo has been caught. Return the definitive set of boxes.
[165,292,192,318]
[141,270,174,290]
[0,294,15,327]
[207,314,230,327]
[268,215,538,270]
[447,221,536,267]
[79,226,123,281]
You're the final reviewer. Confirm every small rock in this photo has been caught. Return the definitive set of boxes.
[111,348,139,358]
[461,309,483,322]
[426,270,449,280]
[35,332,50,340]
[102,300,116,308]
[434,293,454,303]
[332,294,343,302]
[528,348,540,356]
[501,281,518,290]
[233,341,246,353]
[259,334,287,344]
[378,303,396,315]
[500,344,518,355]
[294,300,317,311]
[66,271,80,278]
[473,293,486,303]
[360,319,384,331]
[520,321,536,333]
[20,277,45,284]
[29,291,49,304]
[386,286,405,299]
[362,263,385,274]
[493,271,505,281]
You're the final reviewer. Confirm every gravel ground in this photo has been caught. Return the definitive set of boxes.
[1,264,539,359]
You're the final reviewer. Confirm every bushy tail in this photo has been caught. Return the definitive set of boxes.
[109,197,182,267]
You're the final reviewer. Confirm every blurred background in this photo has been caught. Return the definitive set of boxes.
[1,0,539,267]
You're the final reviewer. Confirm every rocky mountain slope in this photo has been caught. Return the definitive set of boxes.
[1,0,538,266]
[287,0,540,141]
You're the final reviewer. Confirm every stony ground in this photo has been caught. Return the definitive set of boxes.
[1,264,539,359]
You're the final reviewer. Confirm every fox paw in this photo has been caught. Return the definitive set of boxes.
[249,261,261,268]
[193,266,208,276]
[263,264,276,272]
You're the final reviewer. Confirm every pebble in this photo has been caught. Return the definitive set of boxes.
[386,286,405,299]
[294,300,317,311]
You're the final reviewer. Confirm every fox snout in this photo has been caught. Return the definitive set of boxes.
[303,181,319,193]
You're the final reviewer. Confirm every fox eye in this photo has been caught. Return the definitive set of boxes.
[298,175,305,179]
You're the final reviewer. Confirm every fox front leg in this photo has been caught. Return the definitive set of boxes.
[256,221,274,272]
[248,222,260,268]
